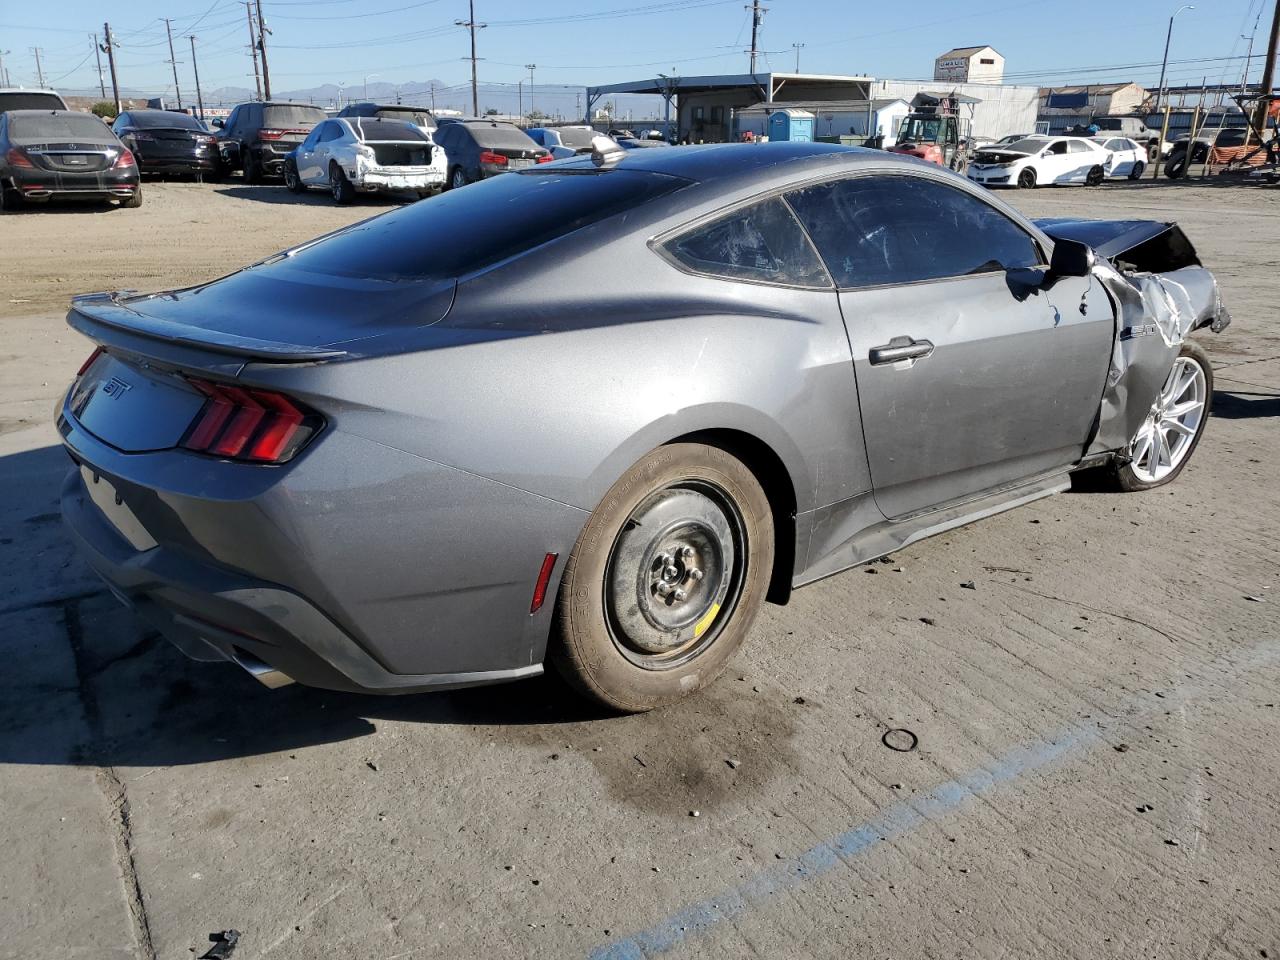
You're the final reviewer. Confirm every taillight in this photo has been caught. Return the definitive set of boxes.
[258,128,284,141]
[536,154,553,164]
[6,147,34,168]
[112,149,136,169]
[77,347,104,377]
[478,150,508,166]
[181,378,320,464]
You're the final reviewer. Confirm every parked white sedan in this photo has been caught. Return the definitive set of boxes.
[1091,136,1147,179]
[284,117,446,203]
[967,136,1110,189]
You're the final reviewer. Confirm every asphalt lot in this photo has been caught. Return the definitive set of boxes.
[1,176,1277,960]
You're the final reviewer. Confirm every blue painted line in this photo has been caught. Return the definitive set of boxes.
[588,638,1280,960]
[588,725,1095,960]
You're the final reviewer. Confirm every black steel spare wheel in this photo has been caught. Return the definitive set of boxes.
[551,443,773,712]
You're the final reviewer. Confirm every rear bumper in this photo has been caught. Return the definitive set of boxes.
[57,398,586,695]
[352,167,446,192]
[137,155,217,174]
[9,167,139,198]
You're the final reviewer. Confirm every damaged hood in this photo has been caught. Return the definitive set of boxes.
[1035,218,1201,273]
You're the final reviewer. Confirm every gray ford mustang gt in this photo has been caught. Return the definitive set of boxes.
[58,142,1230,712]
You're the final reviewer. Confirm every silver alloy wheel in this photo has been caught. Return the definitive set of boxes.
[603,481,746,669]
[284,164,298,190]
[1128,355,1207,483]
[330,168,342,201]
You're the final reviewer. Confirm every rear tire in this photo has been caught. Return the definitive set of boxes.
[121,185,143,209]
[242,149,261,184]
[0,185,21,212]
[1017,167,1037,189]
[449,166,469,190]
[550,443,774,713]
[1128,160,1145,180]
[1107,340,1212,492]
[329,162,354,204]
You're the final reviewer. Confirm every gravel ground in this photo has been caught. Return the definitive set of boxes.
[0,176,1277,960]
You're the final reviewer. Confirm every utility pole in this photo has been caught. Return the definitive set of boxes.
[525,63,536,117]
[0,50,10,88]
[102,24,121,114]
[746,0,766,73]
[430,82,437,112]
[92,34,106,98]
[1255,0,1280,135]
[791,42,804,72]
[245,2,262,100]
[1242,6,1264,96]
[163,19,183,110]
[31,47,45,88]
[189,35,205,121]
[255,0,272,100]
[455,0,486,116]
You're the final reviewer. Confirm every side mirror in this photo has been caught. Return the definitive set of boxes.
[211,118,224,129]
[1047,238,1095,283]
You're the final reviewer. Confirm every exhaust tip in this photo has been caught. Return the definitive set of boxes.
[229,647,295,689]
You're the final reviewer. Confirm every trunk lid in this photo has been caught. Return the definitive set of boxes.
[68,259,458,368]
[25,142,116,172]
[68,351,208,452]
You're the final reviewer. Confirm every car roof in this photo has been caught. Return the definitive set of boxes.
[555,141,922,184]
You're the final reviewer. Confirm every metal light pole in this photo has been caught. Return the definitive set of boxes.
[363,74,379,100]
[792,42,804,72]
[525,63,536,118]
[1155,4,1194,114]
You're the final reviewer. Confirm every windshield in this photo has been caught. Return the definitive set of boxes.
[464,123,538,149]
[556,127,597,148]
[992,138,1047,154]
[899,117,945,142]
[0,92,65,111]
[282,169,688,282]
[131,111,204,130]
[373,108,434,129]
[262,105,325,128]
[9,112,112,142]
[353,118,427,142]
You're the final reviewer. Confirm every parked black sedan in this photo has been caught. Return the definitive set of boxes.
[0,110,140,211]
[433,119,550,189]
[111,109,218,178]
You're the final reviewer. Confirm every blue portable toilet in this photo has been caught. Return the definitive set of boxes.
[768,108,815,142]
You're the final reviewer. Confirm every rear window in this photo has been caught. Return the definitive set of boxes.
[262,105,325,128]
[556,127,597,148]
[0,92,65,111]
[280,170,687,282]
[464,124,537,149]
[374,108,434,129]
[9,112,111,141]
[352,118,427,142]
[131,111,204,130]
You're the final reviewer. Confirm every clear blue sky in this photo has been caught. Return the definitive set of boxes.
[0,0,1270,113]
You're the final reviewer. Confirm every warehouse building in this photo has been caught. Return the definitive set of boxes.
[933,46,1005,85]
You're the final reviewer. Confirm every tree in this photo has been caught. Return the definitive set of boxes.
[527,109,547,121]
[90,101,116,119]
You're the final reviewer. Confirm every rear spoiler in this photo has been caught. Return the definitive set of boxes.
[68,292,347,363]
[1034,219,1201,274]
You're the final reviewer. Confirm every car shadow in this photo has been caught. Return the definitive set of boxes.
[1212,388,1280,419]
[212,184,411,207]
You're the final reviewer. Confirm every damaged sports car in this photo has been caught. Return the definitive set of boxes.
[56,143,1229,712]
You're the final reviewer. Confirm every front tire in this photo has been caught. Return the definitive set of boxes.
[284,159,304,193]
[1108,340,1212,492]
[1086,165,1105,186]
[1017,167,1037,189]
[550,443,774,712]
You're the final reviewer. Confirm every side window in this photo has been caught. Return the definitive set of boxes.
[1047,141,1069,155]
[1067,139,1092,153]
[300,126,321,151]
[319,122,340,143]
[434,125,455,149]
[786,175,1042,289]
[1218,130,1246,147]
[664,197,831,288]
[223,107,239,133]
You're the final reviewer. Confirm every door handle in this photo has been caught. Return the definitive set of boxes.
[869,336,934,366]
